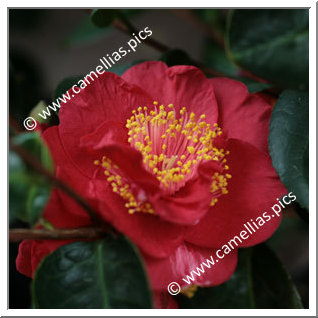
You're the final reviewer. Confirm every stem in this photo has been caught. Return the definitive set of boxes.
[9,227,106,242]
[9,139,104,225]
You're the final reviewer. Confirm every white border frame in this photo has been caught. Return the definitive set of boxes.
[3,1,316,316]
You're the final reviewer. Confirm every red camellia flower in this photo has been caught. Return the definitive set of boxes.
[16,61,286,306]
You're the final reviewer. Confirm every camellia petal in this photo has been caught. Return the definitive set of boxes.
[93,180,186,258]
[210,77,272,153]
[122,61,218,124]
[152,160,225,225]
[185,138,286,248]
[58,71,154,178]
[144,242,238,290]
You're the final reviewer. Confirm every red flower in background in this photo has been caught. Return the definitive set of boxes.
[16,62,286,304]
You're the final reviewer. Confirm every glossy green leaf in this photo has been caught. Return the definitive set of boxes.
[269,90,309,209]
[32,236,153,309]
[10,132,53,225]
[204,42,271,93]
[13,131,54,173]
[90,9,119,28]
[226,9,309,89]
[205,42,238,76]
[9,151,30,225]
[192,9,225,31]
[236,77,271,93]
[26,186,51,226]
[178,245,303,309]
[251,245,303,308]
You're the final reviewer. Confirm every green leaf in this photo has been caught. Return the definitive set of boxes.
[251,245,303,308]
[192,9,225,31]
[205,41,239,76]
[204,42,271,93]
[269,90,309,209]
[90,9,119,28]
[235,77,271,94]
[226,9,309,89]
[9,151,30,225]
[13,131,54,173]
[10,132,53,225]
[26,186,51,226]
[32,236,153,309]
[160,49,192,67]
[53,75,83,101]
[178,245,303,309]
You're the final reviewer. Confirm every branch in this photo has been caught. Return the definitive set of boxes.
[9,227,106,242]
[9,139,105,226]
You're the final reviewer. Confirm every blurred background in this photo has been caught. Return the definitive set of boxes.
[9,9,309,309]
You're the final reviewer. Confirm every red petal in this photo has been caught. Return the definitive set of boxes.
[16,239,71,278]
[93,179,185,258]
[96,143,160,196]
[58,71,153,177]
[144,242,238,290]
[16,190,92,278]
[42,190,92,228]
[43,126,100,217]
[122,61,218,124]
[185,138,286,248]
[80,120,129,151]
[153,160,224,225]
[210,77,272,153]
[16,240,33,277]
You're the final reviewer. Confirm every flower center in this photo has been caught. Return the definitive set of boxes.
[126,102,229,195]
[95,101,231,215]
